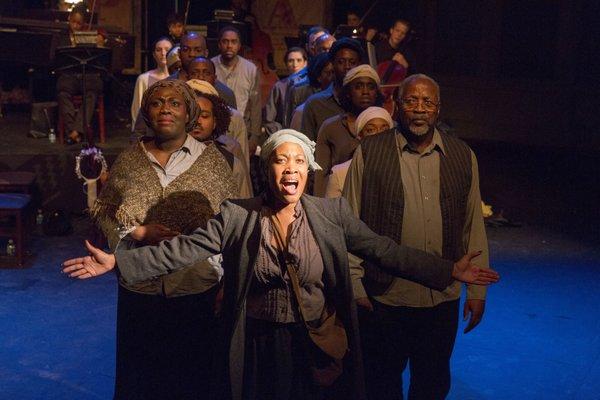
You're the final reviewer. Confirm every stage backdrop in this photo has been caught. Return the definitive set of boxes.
[251,0,332,74]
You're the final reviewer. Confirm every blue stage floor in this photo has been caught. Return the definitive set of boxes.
[1,218,598,399]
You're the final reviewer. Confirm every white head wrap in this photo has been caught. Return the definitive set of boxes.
[260,129,322,171]
[186,79,219,96]
[343,64,381,87]
[355,106,394,135]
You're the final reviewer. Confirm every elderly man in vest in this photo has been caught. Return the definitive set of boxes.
[343,74,490,400]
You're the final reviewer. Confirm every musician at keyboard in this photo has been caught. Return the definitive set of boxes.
[56,5,103,144]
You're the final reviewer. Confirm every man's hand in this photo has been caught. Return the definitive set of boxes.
[130,224,179,245]
[392,52,409,69]
[452,251,499,285]
[463,299,485,333]
[356,297,374,312]
[62,240,116,279]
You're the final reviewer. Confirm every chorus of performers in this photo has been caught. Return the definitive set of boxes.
[60,4,500,400]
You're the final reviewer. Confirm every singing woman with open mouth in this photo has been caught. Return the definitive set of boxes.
[63,129,499,400]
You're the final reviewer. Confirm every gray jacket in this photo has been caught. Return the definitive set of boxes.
[115,195,455,400]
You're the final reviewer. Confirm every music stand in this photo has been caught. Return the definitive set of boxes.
[53,46,111,145]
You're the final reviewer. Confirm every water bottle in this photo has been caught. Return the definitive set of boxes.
[48,128,56,144]
[36,209,44,225]
[6,239,16,256]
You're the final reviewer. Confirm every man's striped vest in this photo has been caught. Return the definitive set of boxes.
[359,129,472,295]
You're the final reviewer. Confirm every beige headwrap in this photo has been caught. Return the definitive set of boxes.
[343,64,381,87]
[186,79,220,96]
[355,106,394,135]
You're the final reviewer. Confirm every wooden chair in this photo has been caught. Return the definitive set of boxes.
[57,94,106,144]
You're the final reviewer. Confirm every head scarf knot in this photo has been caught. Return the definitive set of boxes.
[260,129,322,171]
[140,79,200,133]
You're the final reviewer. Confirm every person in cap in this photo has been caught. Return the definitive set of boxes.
[63,128,500,400]
[83,79,237,399]
[313,64,384,196]
[186,78,253,198]
[301,38,364,141]
[325,106,393,198]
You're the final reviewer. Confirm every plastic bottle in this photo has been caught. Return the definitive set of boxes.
[6,239,16,256]
[36,209,44,225]
[48,128,56,144]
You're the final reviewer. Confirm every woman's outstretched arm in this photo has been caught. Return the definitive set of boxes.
[339,197,499,290]
[63,201,232,283]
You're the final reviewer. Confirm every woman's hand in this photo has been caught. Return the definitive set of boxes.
[130,224,180,245]
[452,251,500,285]
[62,240,116,279]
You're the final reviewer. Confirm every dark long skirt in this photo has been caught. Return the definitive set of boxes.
[114,284,218,400]
[242,318,328,400]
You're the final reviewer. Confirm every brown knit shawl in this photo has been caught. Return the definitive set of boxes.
[91,141,236,295]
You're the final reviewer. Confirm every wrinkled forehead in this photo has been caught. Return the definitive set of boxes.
[404,78,439,99]
[272,142,306,158]
[151,86,184,99]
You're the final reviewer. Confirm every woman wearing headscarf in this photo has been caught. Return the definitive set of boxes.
[63,130,499,400]
[90,79,237,399]
[325,107,394,198]
[313,65,385,196]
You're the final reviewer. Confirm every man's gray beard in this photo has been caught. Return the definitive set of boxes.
[408,124,432,136]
